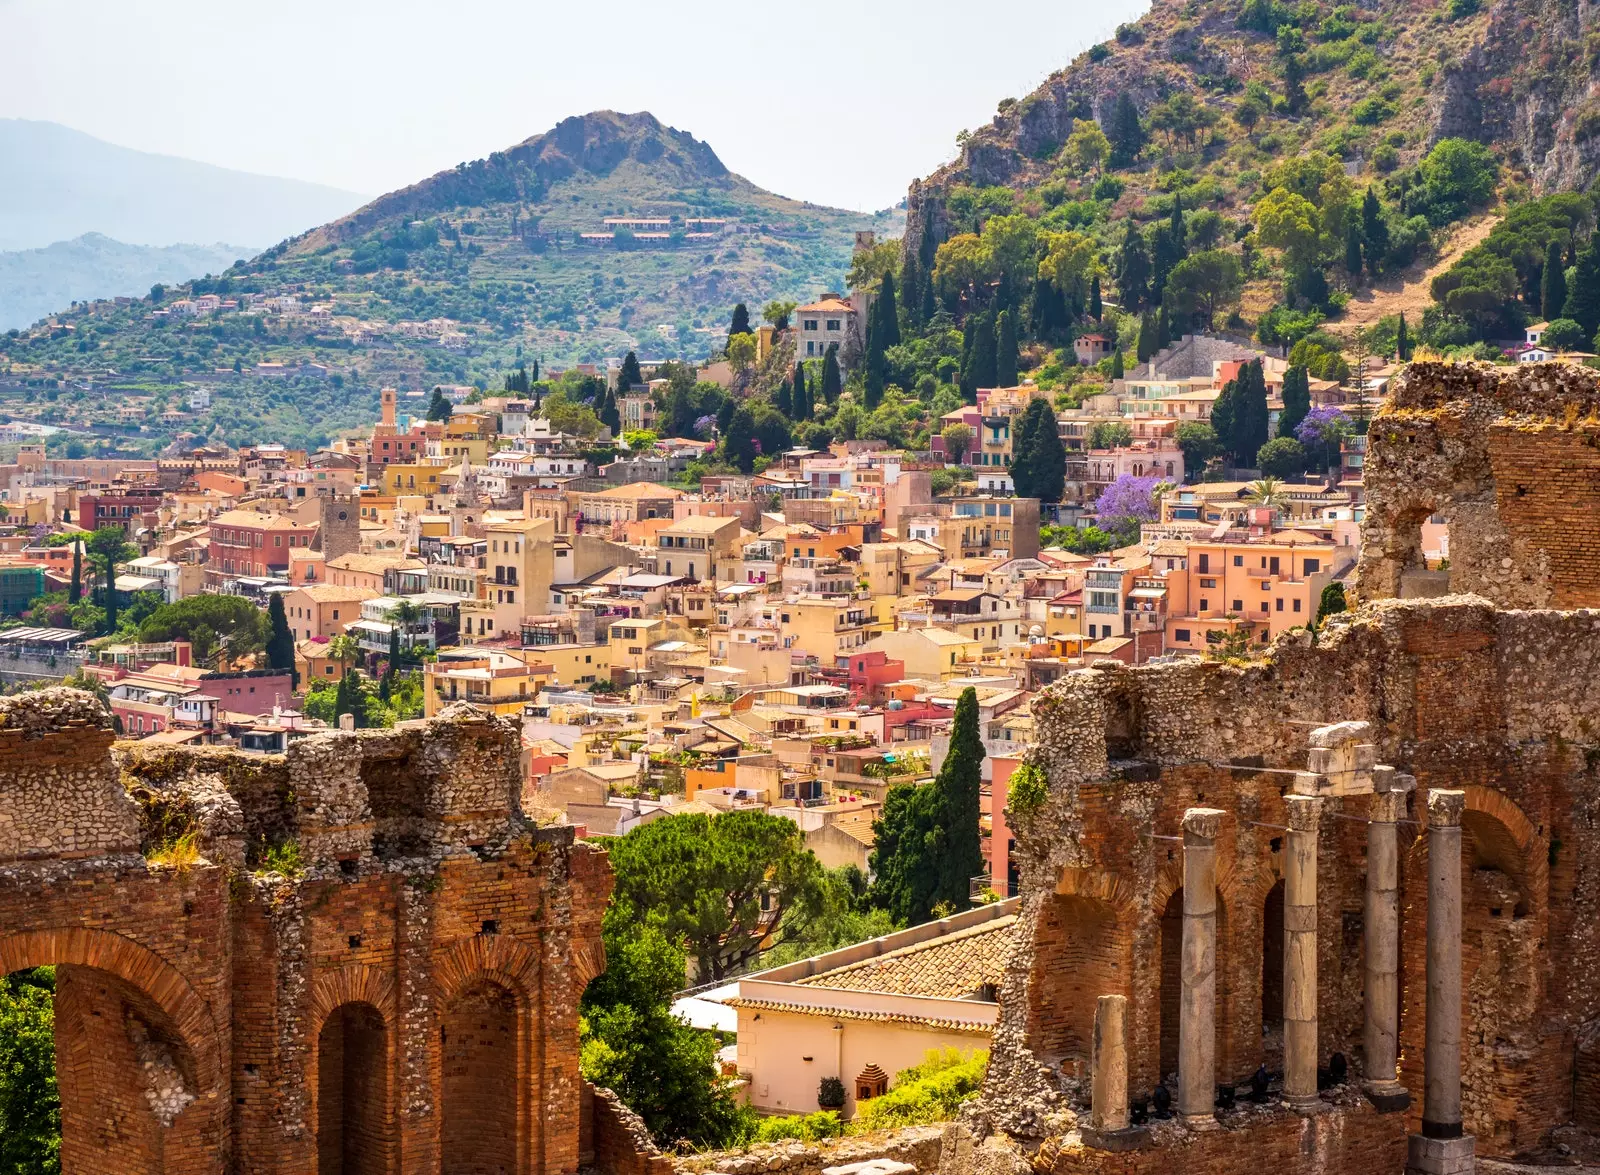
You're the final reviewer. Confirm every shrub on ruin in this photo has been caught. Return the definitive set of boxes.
[850,1049,988,1131]
[753,1109,844,1143]
[1005,762,1049,824]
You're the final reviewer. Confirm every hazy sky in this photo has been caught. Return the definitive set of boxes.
[0,0,1147,212]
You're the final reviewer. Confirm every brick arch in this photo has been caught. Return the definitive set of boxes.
[1053,865,1140,921]
[311,964,398,1027]
[0,926,221,1091]
[1461,784,1546,914]
[433,933,541,1005]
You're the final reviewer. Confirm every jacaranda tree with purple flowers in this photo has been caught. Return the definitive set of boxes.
[1295,406,1354,470]
[1093,473,1168,544]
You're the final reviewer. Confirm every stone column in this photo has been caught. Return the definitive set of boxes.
[1365,768,1413,1111]
[1179,807,1224,1128]
[1407,789,1474,1175]
[1084,994,1146,1150]
[1283,793,1321,1111]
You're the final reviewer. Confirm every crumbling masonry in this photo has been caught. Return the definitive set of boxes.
[0,692,615,1174]
[948,363,1600,1175]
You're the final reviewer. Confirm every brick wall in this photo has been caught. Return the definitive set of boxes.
[0,693,614,1175]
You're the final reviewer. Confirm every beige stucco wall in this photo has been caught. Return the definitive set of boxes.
[734,1007,987,1118]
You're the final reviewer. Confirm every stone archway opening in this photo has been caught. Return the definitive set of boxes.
[440,977,520,1175]
[1026,893,1125,1078]
[1260,879,1285,1073]
[317,1001,391,1175]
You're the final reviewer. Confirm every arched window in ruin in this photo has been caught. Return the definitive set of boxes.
[317,1001,391,1175]
[1026,892,1127,1073]
[1157,887,1229,1084]
[440,977,519,1175]
[1260,878,1285,1065]
[855,1063,888,1102]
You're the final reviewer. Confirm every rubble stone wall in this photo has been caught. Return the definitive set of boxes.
[1357,361,1600,607]
[0,695,617,1175]
[986,597,1600,1162]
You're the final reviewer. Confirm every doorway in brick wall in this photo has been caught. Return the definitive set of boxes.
[317,1001,392,1175]
[440,978,519,1174]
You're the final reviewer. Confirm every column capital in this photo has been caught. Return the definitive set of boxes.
[1182,807,1226,841]
[1372,766,1416,796]
[1284,793,1321,832]
[1427,789,1465,828]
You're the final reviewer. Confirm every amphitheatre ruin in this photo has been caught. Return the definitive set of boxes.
[0,361,1598,1174]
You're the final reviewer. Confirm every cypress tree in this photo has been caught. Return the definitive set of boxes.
[1015,397,1065,503]
[1150,225,1182,303]
[1361,187,1389,276]
[1235,359,1270,467]
[382,624,400,702]
[1564,232,1600,338]
[995,310,1019,387]
[599,386,621,435]
[1089,275,1103,321]
[877,272,900,348]
[1211,378,1239,462]
[103,559,118,634]
[920,274,937,325]
[821,344,842,404]
[1136,311,1158,363]
[1345,222,1364,277]
[793,361,810,420]
[1110,348,1125,379]
[932,687,986,912]
[1278,364,1310,439]
[724,404,760,472]
[267,593,297,687]
[1117,223,1152,310]
[775,379,792,419]
[335,670,363,728]
[1396,311,1411,362]
[1284,53,1307,115]
[901,253,924,332]
[1169,195,1186,254]
[959,317,978,400]
[618,350,644,389]
[1109,92,1145,167]
[1156,302,1172,350]
[69,542,81,604]
[1542,240,1568,322]
[966,310,998,391]
[727,302,752,345]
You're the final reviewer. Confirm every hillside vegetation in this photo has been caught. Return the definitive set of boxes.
[0,112,895,453]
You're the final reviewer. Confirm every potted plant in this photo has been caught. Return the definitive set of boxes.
[817,1077,846,1110]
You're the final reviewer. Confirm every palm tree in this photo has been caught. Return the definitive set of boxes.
[1244,477,1290,511]
[327,633,361,673]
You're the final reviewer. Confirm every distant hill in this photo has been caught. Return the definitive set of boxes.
[0,234,253,331]
[0,120,365,251]
[0,111,900,452]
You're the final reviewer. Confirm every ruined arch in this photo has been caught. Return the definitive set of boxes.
[1154,884,1232,1085]
[0,927,223,1174]
[1025,869,1136,1076]
[317,1002,391,1175]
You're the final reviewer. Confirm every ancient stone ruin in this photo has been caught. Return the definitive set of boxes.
[952,363,1600,1175]
[0,690,612,1173]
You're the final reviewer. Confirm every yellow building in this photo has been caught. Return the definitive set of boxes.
[862,627,982,679]
[780,597,873,661]
[381,462,446,496]
[535,642,611,688]
[423,649,547,718]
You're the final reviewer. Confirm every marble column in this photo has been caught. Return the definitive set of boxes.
[1179,807,1224,1128]
[1365,768,1413,1111]
[1283,793,1321,1110]
[1083,994,1146,1149]
[1407,788,1474,1175]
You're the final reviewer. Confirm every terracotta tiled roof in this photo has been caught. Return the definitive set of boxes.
[721,997,992,1034]
[795,914,1017,998]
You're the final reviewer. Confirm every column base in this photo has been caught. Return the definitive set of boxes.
[1282,1093,1325,1115]
[1363,1080,1412,1113]
[1406,1134,1474,1175]
[1080,1125,1150,1152]
[1181,1112,1220,1131]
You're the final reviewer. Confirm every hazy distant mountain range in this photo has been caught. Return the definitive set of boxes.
[0,234,253,331]
[0,119,365,252]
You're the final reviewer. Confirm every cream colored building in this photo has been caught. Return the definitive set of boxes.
[719,899,1017,1118]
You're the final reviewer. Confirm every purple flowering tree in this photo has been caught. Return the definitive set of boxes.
[693,413,718,439]
[1295,406,1354,470]
[1093,474,1164,537]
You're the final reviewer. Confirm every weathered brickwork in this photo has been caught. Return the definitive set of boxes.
[1358,361,1600,607]
[956,590,1600,1173]
[0,691,616,1175]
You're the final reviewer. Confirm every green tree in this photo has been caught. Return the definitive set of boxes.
[1108,92,1145,167]
[1117,223,1152,310]
[821,344,842,404]
[1278,364,1311,439]
[1088,274,1103,321]
[0,968,59,1174]
[941,422,974,464]
[723,404,759,473]
[334,668,365,727]
[1315,581,1347,625]
[962,310,997,398]
[1064,117,1111,175]
[1011,397,1065,502]
[1396,311,1411,361]
[1211,379,1239,463]
[870,688,986,923]
[1542,239,1568,322]
[1361,187,1389,276]
[1345,221,1364,277]
[606,810,826,982]
[68,542,81,605]
[425,387,452,421]
[775,379,793,418]
[1413,138,1498,226]
[139,594,270,663]
[1087,421,1134,449]
[581,922,748,1148]
[85,526,134,635]
[727,302,752,346]
[1256,436,1307,478]
[1174,421,1220,473]
[1541,318,1587,351]
[1165,250,1243,329]
[994,310,1019,387]
[763,300,798,331]
[1563,233,1600,338]
[618,350,644,390]
[1234,359,1270,470]
[1135,310,1158,362]
[266,592,297,688]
